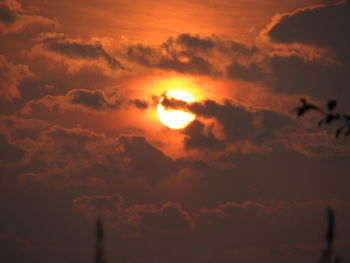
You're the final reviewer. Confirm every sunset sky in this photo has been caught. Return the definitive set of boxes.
[1,0,350,262]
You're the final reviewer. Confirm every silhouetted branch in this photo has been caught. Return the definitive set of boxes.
[294,98,350,138]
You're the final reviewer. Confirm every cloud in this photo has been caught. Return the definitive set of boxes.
[268,53,350,101]
[18,126,122,188]
[0,131,25,165]
[173,33,259,56]
[188,100,257,142]
[197,198,350,250]
[183,120,226,150]
[161,96,349,158]
[158,55,214,75]
[67,89,121,110]
[199,201,276,222]
[73,193,125,220]
[30,33,125,75]
[175,33,216,52]
[73,193,194,237]
[139,202,194,235]
[160,98,258,142]
[278,131,350,158]
[21,88,122,114]
[72,194,350,256]
[257,1,350,104]
[19,88,153,121]
[226,62,266,82]
[0,2,16,23]
[128,99,149,110]
[0,55,34,101]
[161,97,299,152]
[0,115,49,140]
[123,33,264,79]
[125,38,215,75]
[119,136,178,185]
[10,124,180,187]
[0,0,59,34]
[266,1,350,64]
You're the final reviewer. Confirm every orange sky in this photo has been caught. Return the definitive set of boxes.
[29,0,324,43]
[1,1,350,263]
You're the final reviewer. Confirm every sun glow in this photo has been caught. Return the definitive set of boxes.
[157,90,196,129]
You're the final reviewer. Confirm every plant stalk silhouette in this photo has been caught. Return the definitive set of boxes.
[95,218,106,263]
[320,208,341,263]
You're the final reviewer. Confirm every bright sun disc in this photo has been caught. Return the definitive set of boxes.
[157,90,196,129]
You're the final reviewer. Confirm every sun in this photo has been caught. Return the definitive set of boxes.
[157,90,196,129]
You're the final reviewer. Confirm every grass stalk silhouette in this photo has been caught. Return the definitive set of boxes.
[320,208,341,263]
[95,218,106,263]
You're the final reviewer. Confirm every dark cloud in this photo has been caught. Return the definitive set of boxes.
[13,125,180,187]
[255,110,294,130]
[267,1,350,63]
[183,120,226,150]
[262,1,350,106]
[139,202,194,235]
[0,0,58,34]
[198,199,350,248]
[161,97,295,148]
[129,99,149,110]
[0,63,116,115]
[126,44,159,67]
[124,34,262,78]
[21,88,123,114]
[72,192,350,262]
[0,116,49,142]
[175,33,215,51]
[252,110,294,144]
[199,201,275,222]
[174,33,259,55]
[18,126,121,187]
[156,35,217,74]
[160,96,189,110]
[73,193,194,237]
[194,199,350,263]
[159,97,303,157]
[0,132,25,164]
[73,193,124,219]
[67,89,121,110]
[0,55,33,101]
[119,136,177,185]
[44,36,123,69]
[31,33,125,74]
[0,4,16,23]
[162,98,256,142]
[226,62,266,82]
[269,54,350,102]
[158,55,214,75]
[189,100,256,142]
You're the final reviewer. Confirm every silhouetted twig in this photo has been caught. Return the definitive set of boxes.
[294,98,350,138]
